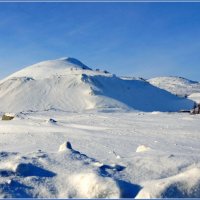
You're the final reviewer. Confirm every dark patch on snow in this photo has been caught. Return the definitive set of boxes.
[15,163,56,177]
[0,180,33,198]
[98,164,126,177]
[160,181,200,198]
[116,179,142,198]
[0,152,18,158]
[0,170,15,177]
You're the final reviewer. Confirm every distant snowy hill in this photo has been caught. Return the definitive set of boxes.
[148,76,200,97]
[0,58,193,113]
[148,76,200,104]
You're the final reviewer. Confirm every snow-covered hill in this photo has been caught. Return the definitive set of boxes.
[0,58,193,113]
[148,76,200,97]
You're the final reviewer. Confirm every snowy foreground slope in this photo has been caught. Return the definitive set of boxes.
[0,58,193,112]
[0,111,200,198]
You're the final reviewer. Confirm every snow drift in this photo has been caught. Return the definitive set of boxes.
[136,167,200,198]
[68,172,120,198]
[0,58,193,112]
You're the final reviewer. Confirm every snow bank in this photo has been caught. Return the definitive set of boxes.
[68,172,120,198]
[136,167,200,198]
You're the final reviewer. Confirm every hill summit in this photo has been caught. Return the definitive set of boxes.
[3,57,91,80]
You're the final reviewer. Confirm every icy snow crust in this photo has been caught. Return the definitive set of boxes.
[0,58,193,112]
[0,111,200,198]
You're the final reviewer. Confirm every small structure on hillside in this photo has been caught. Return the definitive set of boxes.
[190,103,200,114]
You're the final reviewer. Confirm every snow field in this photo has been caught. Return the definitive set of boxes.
[0,111,200,198]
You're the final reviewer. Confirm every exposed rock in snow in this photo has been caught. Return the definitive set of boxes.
[46,118,57,124]
[2,113,15,121]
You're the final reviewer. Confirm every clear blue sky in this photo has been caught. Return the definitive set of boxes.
[0,2,200,80]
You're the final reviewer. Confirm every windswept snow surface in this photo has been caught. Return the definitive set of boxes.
[0,111,200,198]
[0,58,193,113]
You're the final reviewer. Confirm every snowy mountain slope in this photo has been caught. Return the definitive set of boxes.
[148,76,200,97]
[86,75,193,112]
[0,58,194,113]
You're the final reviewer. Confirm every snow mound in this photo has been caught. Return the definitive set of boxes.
[58,141,72,152]
[136,145,151,153]
[148,76,200,97]
[0,58,194,112]
[136,167,200,198]
[68,172,120,198]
